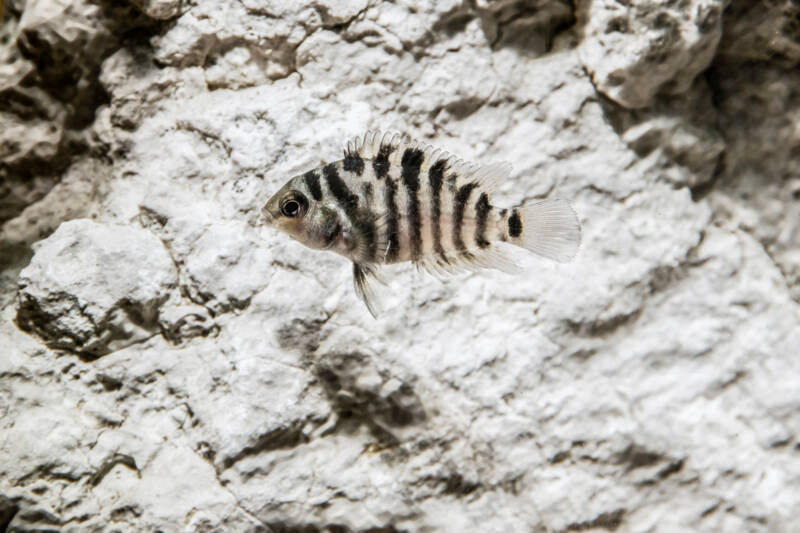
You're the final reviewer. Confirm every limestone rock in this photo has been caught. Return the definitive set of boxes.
[138,201,275,315]
[126,0,184,20]
[706,63,800,302]
[580,0,724,108]
[718,0,800,66]
[16,219,177,357]
[2,0,800,531]
[0,64,68,224]
[0,157,104,249]
[0,0,158,225]
[704,2,800,303]
[606,79,725,189]
[0,157,105,310]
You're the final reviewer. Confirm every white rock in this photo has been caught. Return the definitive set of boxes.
[2,0,800,531]
[16,220,177,357]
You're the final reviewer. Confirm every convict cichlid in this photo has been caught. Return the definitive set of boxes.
[261,131,581,316]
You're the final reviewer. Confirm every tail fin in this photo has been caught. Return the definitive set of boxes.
[507,198,581,262]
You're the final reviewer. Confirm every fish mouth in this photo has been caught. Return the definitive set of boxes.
[260,206,274,225]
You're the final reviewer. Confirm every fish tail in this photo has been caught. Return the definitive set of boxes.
[503,198,581,262]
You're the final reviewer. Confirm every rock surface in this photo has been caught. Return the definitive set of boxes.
[16,219,177,357]
[579,0,723,108]
[0,0,161,225]
[2,0,800,532]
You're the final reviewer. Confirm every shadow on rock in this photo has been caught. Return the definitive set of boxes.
[315,350,426,446]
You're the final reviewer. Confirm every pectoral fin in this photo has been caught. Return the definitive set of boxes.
[353,263,385,318]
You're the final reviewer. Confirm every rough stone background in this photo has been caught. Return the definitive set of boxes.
[1,0,799,531]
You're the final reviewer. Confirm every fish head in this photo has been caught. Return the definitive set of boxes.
[262,176,346,252]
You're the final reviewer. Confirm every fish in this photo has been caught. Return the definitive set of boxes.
[261,131,581,316]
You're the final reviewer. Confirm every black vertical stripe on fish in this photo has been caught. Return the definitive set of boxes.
[351,210,378,263]
[362,182,373,207]
[323,163,358,211]
[372,144,393,179]
[453,182,478,252]
[401,148,424,260]
[474,192,492,249]
[304,170,323,201]
[428,159,447,262]
[358,183,378,262]
[383,177,400,262]
[323,164,376,263]
[508,209,523,238]
[343,151,364,176]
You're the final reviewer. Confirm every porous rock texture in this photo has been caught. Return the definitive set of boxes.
[1,0,799,531]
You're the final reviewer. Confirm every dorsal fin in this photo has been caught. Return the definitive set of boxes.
[344,131,513,193]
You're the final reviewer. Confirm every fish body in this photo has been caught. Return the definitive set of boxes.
[262,131,581,315]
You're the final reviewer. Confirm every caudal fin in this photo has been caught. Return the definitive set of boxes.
[506,198,581,262]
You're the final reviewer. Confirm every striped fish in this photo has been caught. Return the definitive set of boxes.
[261,131,581,316]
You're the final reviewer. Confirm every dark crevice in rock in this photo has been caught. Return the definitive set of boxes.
[691,63,728,204]
[440,96,488,121]
[109,505,142,522]
[550,449,570,464]
[15,508,60,526]
[700,502,720,518]
[196,441,217,463]
[432,0,576,56]
[613,443,663,470]
[657,457,685,479]
[15,463,82,485]
[440,472,481,496]
[433,8,475,36]
[89,453,139,486]
[160,310,221,346]
[489,0,575,53]
[563,308,642,338]
[415,472,482,498]
[0,496,20,533]
[95,372,123,391]
[222,425,310,470]
[15,289,166,360]
[15,291,95,350]
[565,508,626,532]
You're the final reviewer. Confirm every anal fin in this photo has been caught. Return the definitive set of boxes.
[417,244,521,279]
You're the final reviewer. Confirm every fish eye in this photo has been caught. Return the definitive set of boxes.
[280,193,307,218]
